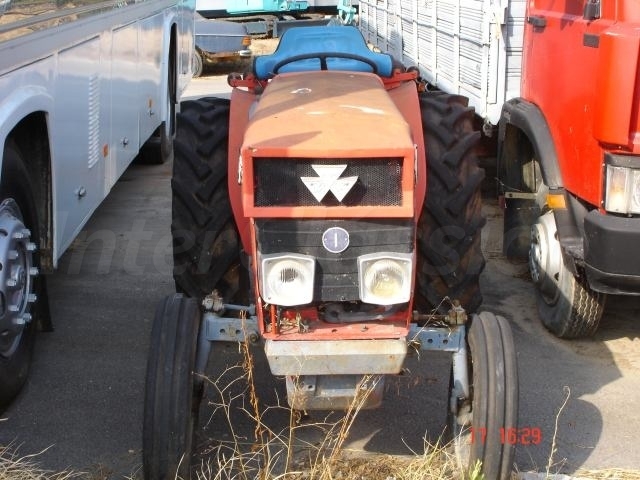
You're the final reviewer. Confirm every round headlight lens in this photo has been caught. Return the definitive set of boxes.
[364,260,406,299]
[358,254,412,305]
[261,255,315,306]
[267,260,308,295]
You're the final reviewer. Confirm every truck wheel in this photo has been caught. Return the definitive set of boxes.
[503,197,539,260]
[140,52,176,165]
[192,50,203,78]
[171,98,242,301]
[143,294,201,480]
[0,141,41,411]
[449,312,518,480]
[415,91,486,314]
[530,210,605,337]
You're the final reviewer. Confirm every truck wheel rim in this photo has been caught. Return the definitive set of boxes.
[0,199,36,358]
[529,210,562,304]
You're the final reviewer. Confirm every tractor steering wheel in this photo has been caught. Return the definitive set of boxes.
[272,52,379,75]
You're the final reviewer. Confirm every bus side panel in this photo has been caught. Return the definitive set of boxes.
[111,22,140,183]
[138,14,164,151]
[53,36,106,253]
[1,0,194,265]
[177,0,195,96]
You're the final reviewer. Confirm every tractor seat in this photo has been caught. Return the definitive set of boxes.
[253,26,393,79]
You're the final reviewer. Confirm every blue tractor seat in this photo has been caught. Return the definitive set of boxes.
[253,26,394,79]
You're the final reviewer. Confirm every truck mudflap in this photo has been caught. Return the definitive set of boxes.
[584,210,640,295]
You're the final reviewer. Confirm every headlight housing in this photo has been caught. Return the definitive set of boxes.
[358,252,413,305]
[260,253,315,306]
[604,156,640,215]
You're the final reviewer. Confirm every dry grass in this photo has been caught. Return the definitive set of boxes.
[190,341,477,480]
[3,346,640,480]
[0,444,80,480]
[573,469,640,480]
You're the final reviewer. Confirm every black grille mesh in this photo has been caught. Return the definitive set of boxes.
[253,158,402,207]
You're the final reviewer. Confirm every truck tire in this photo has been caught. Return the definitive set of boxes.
[415,91,486,314]
[530,211,605,337]
[171,97,242,301]
[503,197,539,260]
[143,294,201,480]
[449,312,518,480]
[192,50,203,78]
[140,52,176,165]
[0,141,40,410]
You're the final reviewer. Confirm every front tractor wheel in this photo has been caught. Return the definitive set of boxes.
[416,91,486,314]
[143,294,202,480]
[171,97,243,301]
[449,312,518,480]
[530,210,605,337]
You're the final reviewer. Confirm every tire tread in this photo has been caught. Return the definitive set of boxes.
[171,98,242,301]
[415,92,486,314]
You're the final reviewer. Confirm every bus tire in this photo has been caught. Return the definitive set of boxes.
[0,141,41,411]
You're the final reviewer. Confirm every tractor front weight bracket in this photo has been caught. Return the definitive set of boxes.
[193,301,471,415]
[194,305,260,382]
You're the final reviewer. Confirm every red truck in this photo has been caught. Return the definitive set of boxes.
[361,0,640,337]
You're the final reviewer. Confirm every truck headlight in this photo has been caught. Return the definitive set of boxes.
[260,253,315,306]
[605,164,640,214]
[358,253,413,305]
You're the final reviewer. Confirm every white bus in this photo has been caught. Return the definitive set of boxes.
[0,0,194,408]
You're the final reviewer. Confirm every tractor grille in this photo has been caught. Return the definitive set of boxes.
[253,158,403,207]
[255,219,414,302]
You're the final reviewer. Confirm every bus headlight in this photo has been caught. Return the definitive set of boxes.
[260,253,315,306]
[605,165,640,214]
[358,253,413,305]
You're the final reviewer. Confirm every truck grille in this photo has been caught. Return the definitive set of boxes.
[253,158,403,207]
[255,219,414,302]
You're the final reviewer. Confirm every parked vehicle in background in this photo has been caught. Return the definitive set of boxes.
[193,13,251,77]
[360,0,640,338]
[195,0,333,37]
[0,0,194,410]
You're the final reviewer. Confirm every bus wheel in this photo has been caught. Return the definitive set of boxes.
[0,141,40,410]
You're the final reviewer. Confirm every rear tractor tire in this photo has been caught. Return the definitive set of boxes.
[415,91,486,314]
[449,312,518,480]
[171,97,244,301]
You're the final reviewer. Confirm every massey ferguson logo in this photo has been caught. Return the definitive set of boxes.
[301,165,358,202]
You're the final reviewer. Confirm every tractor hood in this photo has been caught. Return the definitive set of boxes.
[241,71,414,158]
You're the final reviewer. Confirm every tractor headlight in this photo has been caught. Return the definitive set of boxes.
[605,164,640,214]
[260,253,315,306]
[358,253,413,305]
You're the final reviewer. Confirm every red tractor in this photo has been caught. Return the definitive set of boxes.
[142,26,518,480]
